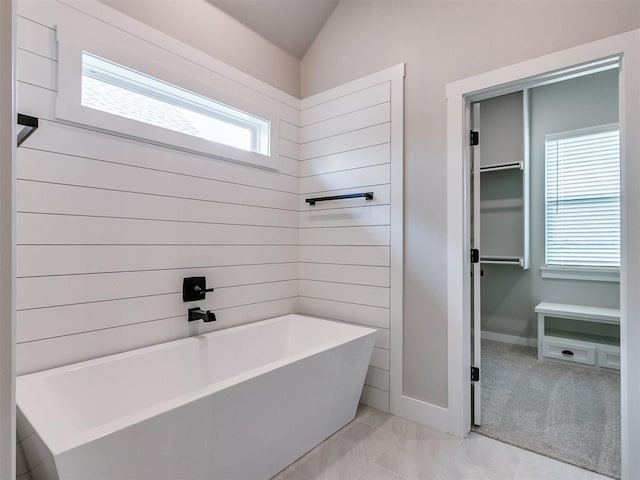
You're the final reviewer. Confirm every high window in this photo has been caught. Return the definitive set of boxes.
[81,52,270,156]
[545,125,620,268]
[55,20,280,170]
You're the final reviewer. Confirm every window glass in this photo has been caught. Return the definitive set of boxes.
[545,126,620,267]
[81,52,270,155]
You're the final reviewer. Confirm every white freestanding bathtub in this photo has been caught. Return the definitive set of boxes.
[17,314,376,479]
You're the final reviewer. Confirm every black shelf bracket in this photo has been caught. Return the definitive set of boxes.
[305,192,374,206]
[17,114,38,147]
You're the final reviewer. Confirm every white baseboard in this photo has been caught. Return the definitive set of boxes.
[481,331,537,348]
[390,394,450,434]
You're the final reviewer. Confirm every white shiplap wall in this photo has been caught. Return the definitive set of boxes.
[298,71,404,412]
[15,0,301,375]
[15,0,404,416]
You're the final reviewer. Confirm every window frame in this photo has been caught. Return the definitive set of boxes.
[543,123,620,281]
[55,22,280,170]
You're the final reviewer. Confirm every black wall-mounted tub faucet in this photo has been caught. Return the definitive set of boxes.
[188,307,216,323]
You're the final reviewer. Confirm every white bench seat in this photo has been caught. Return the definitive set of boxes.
[535,302,620,324]
[535,302,620,369]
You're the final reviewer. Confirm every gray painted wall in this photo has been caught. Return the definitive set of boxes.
[481,69,620,339]
[300,1,639,408]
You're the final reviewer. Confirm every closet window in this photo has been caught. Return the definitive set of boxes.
[545,125,620,269]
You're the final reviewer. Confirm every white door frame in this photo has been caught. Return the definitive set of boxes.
[470,103,481,426]
[446,30,639,479]
[0,0,16,478]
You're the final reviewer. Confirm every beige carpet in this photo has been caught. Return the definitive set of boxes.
[473,340,620,479]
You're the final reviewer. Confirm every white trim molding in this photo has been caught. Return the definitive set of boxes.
[481,331,537,348]
[446,29,639,480]
[540,266,620,283]
[55,19,281,171]
[0,1,16,478]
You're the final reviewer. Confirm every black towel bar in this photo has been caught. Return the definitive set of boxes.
[305,192,374,206]
[17,113,38,147]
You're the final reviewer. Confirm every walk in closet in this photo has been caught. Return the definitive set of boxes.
[470,69,622,478]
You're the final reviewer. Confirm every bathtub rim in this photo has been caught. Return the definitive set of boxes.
[17,314,376,456]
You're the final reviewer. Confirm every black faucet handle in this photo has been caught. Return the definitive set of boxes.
[193,285,214,293]
[183,277,214,302]
[204,311,216,322]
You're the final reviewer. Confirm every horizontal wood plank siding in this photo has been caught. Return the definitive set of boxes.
[17,280,299,342]
[17,264,299,309]
[298,264,389,287]
[298,81,393,407]
[18,214,298,246]
[15,1,301,374]
[300,82,390,126]
[17,297,298,374]
[16,3,403,417]
[300,144,390,178]
[299,226,389,246]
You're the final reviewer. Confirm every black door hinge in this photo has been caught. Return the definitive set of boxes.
[471,248,480,264]
[471,367,480,382]
[470,130,479,146]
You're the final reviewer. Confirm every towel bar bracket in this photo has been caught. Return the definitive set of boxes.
[17,113,38,147]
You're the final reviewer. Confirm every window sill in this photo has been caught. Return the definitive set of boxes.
[540,266,620,283]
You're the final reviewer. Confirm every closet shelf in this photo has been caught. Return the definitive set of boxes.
[481,256,524,266]
[479,161,523,173]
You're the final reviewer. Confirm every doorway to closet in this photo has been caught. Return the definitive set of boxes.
[470,67,621,478]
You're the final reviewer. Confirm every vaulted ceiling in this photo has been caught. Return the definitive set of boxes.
[209,0,340,59]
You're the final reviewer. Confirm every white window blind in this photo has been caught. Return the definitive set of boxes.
[545,125,620,268]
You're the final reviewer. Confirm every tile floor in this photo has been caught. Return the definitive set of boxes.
[272,405,611,480]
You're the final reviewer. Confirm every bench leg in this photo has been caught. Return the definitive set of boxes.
[537,313,544,360]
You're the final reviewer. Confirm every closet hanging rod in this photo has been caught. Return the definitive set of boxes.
[479,161,523,173]
[481,256,524,266]
[17,113,38,147]
[305,192,373,206]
